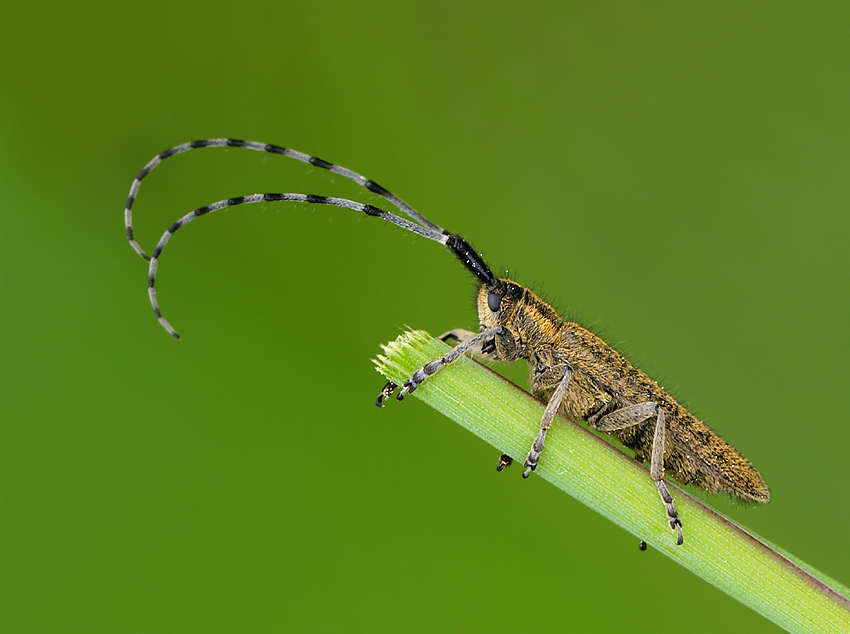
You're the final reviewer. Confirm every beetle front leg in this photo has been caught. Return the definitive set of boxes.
[376,327,504,404]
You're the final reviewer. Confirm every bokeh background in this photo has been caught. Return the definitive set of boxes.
[2,2,849,632]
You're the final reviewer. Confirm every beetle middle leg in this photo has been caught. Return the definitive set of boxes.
[590,402,684,545]
[439,328,516,472]
[521,366,573,477]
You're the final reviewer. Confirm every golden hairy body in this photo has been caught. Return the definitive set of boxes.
[476,279,770,503]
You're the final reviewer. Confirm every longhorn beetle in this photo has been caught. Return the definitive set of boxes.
[125,138,770,545]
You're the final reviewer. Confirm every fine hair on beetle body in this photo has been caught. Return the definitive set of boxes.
[125,138,770,546]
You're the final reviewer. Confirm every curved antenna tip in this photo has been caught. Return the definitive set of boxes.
[158,317,181,340]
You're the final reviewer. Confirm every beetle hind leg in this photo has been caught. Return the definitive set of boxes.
[592,402,683,545]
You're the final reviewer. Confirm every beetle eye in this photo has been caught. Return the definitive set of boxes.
[487,292,502,312]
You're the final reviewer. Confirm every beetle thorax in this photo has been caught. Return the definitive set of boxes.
[476,279,565,362]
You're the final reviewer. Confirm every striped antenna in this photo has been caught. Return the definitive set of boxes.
[125,139,445,261]
[127,139,495,338]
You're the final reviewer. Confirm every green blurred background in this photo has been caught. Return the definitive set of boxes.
[2,2,849,632]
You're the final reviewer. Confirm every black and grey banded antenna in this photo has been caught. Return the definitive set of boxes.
[125,139,497,339]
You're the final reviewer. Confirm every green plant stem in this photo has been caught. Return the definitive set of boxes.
[374,330,850,634]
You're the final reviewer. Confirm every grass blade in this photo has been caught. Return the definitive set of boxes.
[374,330,850,634]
